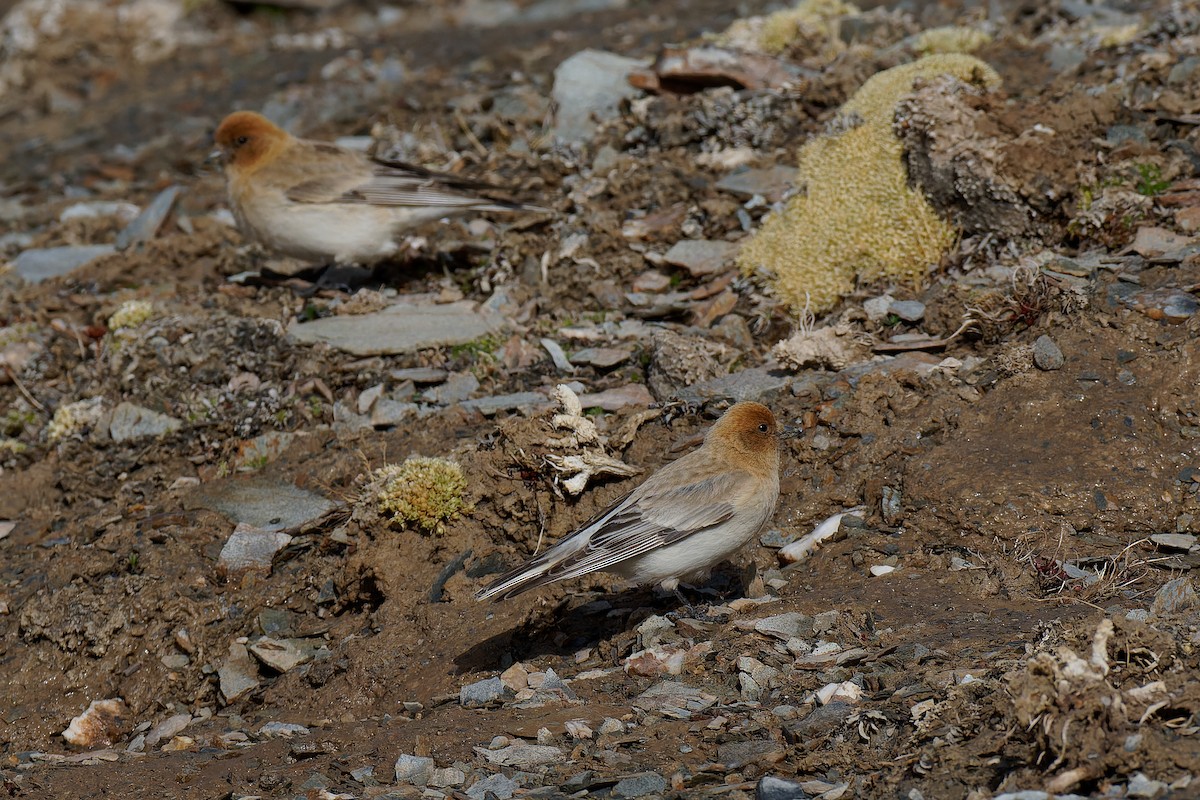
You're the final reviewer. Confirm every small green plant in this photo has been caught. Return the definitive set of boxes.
[450,334,501,360]
[371,456,472,534]
[1,408,36,437]
[1134,163,1169,197]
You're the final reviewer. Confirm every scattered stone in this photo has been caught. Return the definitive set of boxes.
[1129,226,1194,258]
[662,239,740,276]
[249,637,317,672]
[430,766,466,788]
[13,245,115,283]
[677,366,792,404]
[108,402,182,442]
[624,645,688,677]
[719,739,784,768]
[632,270,672,292]
[394,754,434,785]
[633,681,717,718]
[287,301,506,356]
[160,653,189,669]
[370,399,420,427]
[60,201,139,222]
[1151,533,1197,551]
[144,713,190,748]
[460,676,513,708]
[218,642,261,703]
[478,743,564,768]
[570,347,632,368]
[870,564,897,577]
[421,372,480,404]
[747,612,813,641]
[460,392,553,416]
[1127,772,1168,798]
[541,338,575,373]
[576,383,654,410]
[192,475,336,531]
[116,185,180,249]
[612,772,668,798]
[1032,335,1065,371]
[1151,577,1197,617]
[887,300,926,322]
[783,702,855,742]
[715,165,796,202]
[466,773,520,800]
[218,523,293,576]
[863,294,896,322]
[390,367,449,383]
[259,721,310,739]
[756,775,813,800]
[1123,288,1200,322]
[62,699,129,748]
[551,49,648,144]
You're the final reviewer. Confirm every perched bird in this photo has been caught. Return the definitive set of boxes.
[211,110,544,265]
[477,402,793,603]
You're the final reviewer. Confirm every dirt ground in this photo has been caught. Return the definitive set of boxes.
[3,0,1200,798]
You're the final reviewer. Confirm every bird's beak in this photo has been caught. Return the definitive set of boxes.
[203,148,226,173]
[780,424,803,440]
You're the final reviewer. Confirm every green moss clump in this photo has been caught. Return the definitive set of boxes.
[373,456,471,534]
[108,300,155,331]
[738,54,1001,315]
[913,26,992,55]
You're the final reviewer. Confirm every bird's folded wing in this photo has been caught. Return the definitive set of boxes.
[538,471,747,583]
[288,164,517,209]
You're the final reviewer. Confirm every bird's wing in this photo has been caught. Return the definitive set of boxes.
[544,471,746,582]
[476,467,751,600]
[285,144,521,210]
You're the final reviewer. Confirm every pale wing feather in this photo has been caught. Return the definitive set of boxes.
[281,143,519,210]
[476,467,751,600]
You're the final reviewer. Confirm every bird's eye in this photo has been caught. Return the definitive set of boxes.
[235,135,249,146]
[758,423,769,433]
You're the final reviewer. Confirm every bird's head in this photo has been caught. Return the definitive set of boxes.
[212,111,289,173]
[708,401,792,468]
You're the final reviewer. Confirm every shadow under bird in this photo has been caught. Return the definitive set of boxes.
[477,402,797,604]
[211,110,546,265]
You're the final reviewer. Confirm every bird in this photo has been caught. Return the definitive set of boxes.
[476,402,793,603]
[210,110,545,265]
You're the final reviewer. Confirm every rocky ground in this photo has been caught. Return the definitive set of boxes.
[3,0,1200,798]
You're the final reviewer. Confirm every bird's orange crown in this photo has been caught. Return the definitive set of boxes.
[707,401,781,463]
[213,111,290,173]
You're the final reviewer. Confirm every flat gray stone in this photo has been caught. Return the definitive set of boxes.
[13,245,115,283]
[460,392,553,416]
[116,185,180,249]
[389,367,449,383]
[370,399,421,427]
[218,642,260,703]
[258,721,310,739]
[677,366,791,404]
[218,523,293,575]
[1151,577,1197,617]
[466,773,520,800]
[662,239,740,276]
[191,474,336,531]
[756,775,812,800]
[287,301,505,356]
[571,346,632,368]
[394,753,434,785]
[752,612,814,641]
[552,49,648,144]
[1151,532,1196,551]
[715,165,796,201]
[460,676,512,707]
[144,713,190,748]
[576,383,654,410]
[422,372,480,404]
[479,743,564,768]
[249,637,317,672]
[887,299,925,322]
[613,772,667,798]
[108,402,182,442]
